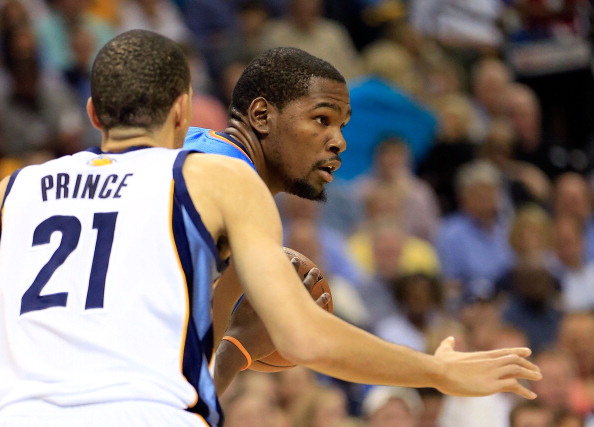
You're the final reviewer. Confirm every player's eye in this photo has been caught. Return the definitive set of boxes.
[315,116,329,126]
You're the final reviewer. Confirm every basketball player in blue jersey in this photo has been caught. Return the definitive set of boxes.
[181,48,543,401]
[0,30,542,426]
[183,48,350,391]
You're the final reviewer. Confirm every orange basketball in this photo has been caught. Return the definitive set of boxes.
[249,247,333,372]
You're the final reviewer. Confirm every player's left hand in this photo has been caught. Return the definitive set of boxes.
[223,258,330,362]
[433,336,542,399]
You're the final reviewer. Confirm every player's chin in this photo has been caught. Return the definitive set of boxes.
[288,178,327,202]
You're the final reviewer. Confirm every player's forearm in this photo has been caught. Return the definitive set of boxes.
[213,339,247,396]
[273,309,445,389]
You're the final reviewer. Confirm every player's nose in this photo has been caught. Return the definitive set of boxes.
[328,131,346,155]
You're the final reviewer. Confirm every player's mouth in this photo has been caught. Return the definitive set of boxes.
[317,159,341,183]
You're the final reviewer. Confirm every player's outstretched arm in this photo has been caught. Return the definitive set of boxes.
[184,155,541,399]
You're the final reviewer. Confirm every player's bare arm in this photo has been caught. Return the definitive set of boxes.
[211,261,244,347]
[182,153,542,400]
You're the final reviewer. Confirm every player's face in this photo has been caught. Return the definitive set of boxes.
[266,77,350,201]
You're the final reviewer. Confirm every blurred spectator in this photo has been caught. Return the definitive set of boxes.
[557,311,594,416]
[438,392,515,427]
[495,203,556,287]
[552,172,594,263]
[509,400,554,427]
[531,349,584,416]
[223,390,290,427]
[276,366,320,418]
[290,384,355,427]
[348,217,441,327]
[62,23,100,148]
[409,0,507,79]
[338,40,438,181]
[361,38,424,97]
[480,117,552,210]
[0,0,31,34]
[502,82,559,179]
[324,0,403,51]
[189,95,229,131]
[354,137,441,242]
[422,55,466,103]
[362,385,423,427]
[457,297,506,352]
[220,369,281,410]
[418,93,477,215]
[215,55,252,108]
[417,387,445,427]
[555,410,586,427]
[468,57,513,143]
[377,18,451,104]
[117,0,194,44]
[35,0,115,73]
[217,0,272,73]
[505,0,594,174]
[0,25,84,159]
[373,273,449,352]
[258,0,362,80]
[62,23,92,106]
[552,214,594,313]
[435,160,514,305]
[498,260,562,354]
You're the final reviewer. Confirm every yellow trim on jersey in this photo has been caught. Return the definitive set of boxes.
[207,130,252,164]
[168,179,199,408]
[193,412,210,426]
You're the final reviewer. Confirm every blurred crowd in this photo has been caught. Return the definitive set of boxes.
[1,0,594,426]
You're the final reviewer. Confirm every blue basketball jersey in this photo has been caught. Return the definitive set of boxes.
[184,127,255,171]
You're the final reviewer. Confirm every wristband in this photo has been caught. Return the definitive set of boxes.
[222,336,252,371]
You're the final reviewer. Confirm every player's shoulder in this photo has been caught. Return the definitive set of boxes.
[184,126,233,146]
[184,152,259,183]
[184,126,211,143]
[182,153,271,216]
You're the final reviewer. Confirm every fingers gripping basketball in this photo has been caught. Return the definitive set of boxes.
[249,247,333,372]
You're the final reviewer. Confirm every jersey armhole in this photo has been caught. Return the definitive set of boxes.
[172,151,227,272]
[0,169,22,237]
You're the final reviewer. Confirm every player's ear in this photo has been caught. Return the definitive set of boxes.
[247,97,270,137]
[86,97,103,131]
[172,91,191,130]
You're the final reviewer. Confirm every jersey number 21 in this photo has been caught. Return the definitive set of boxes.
[21,213,118,315]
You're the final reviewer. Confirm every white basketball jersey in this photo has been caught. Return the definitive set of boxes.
[0,147,226,426]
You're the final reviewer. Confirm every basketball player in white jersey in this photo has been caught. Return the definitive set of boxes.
[0,30,541,426]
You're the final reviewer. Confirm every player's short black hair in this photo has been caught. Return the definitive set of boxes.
[230,47,346,115]
[91,29,190,131]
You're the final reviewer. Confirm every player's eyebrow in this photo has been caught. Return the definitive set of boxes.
[313,102,351,119]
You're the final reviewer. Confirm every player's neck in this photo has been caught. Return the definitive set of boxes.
[224,115,269,184]
[101,126,178,152]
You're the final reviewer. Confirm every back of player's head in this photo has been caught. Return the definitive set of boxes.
[91,29,190,131]
[230,47,345,115]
